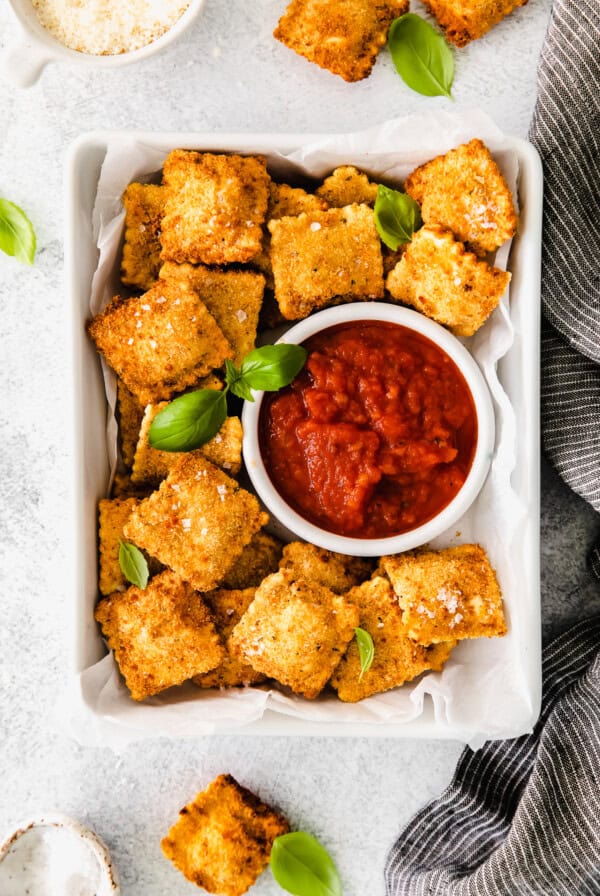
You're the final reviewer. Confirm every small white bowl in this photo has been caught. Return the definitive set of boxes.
[0,813,120,894]
[243,303,495,557]
[1,0,206,88]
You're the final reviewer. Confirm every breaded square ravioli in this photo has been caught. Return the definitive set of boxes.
[132,406,242,483]
[331,577,456,701]
[160,150,270,266]
[386,225,510,337]
[268,182,329,220]
[223,531,283,590]
[94,570,225,701]
[380,544,506,644]
[160,262,264,366]
[316,166,379,207]
[269,204,384,320]
[279,542,372,594]
[421,0,528,47]
[98,497,140,595]
[229,570,359,699]
[193,589,267,689]
[120,182,165,290]
[404,139,518,256]
[124,454,268,592]
[116,380,145,469]
[88,280,232,406]
[253,183,328,289]
[274,0,409,82]
[161,774,289,896]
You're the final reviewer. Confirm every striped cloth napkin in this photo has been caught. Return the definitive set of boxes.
[385,2,600,893]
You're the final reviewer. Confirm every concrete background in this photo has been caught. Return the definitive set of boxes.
[1,0,599,893]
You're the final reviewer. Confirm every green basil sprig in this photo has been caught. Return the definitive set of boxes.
[355,627,375,682]
[0,198,36,265]
[271,831,341,896]
[388,13,454,100]
[149,343,307,453]
[374,185,422,251]
[118,541,149,589]
[149,389,228,452]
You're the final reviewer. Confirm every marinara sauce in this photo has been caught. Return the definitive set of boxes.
[259,321,477,539]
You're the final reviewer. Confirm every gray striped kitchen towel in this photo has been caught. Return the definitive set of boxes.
[386,2,600,894]
[532,0,600,572]
[385,617,600,895]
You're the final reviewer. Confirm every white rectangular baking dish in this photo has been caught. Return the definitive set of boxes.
[64,125,542,744]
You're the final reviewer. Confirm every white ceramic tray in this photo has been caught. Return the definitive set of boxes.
[64,123,542,745]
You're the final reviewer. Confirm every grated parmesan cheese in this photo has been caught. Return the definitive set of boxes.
[32,0,191,56]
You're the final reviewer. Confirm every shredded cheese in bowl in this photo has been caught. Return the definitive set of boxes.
[31,0,192,55]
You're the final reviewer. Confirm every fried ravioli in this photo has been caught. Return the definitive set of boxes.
[404,139,518,256]
[120,182,165,290]
[385,225,510,336]
[160,150,270,265]
[88,280,232,405]
[161,774,289,896]
[268,182,329,219]
[421,0,528,47]
[316,165,379,207]
[124,454,268,592]
[380,544,506,644]
[116,380,145,469]
[274,0,409,82]
[279,542,372,594]
[193,589,267,689]
[230,570,359,699]
[98,497,140,595]
[95,570,225,701]
[331,576,456,702]
[131,406,242,484]
[160,262,264,365]
[223,531,284,590]
[253,183,329,290]
[269,204,384,320]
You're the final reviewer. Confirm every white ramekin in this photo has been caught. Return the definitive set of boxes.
[243,303,495,557]
[1,0,206,88]
[0,813,120,893]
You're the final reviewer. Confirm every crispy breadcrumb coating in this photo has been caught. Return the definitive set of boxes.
[124,454,268,592]
[404,139,518,257]
[160,151,270,266]
[230,570,359,699]
[385,224,510,336]
[421,0,528,47]
[380,544,506,643]
[274,0,409,82]
[331,576,456,701]
[269,204,384,320]
[95,570,224,700]
[88,280,232,405]
[161,774,289,896]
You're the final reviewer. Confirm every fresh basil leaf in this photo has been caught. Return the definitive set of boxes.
[374,185,422,251]
[226,359,255,402]
[118,541,149,589]
[240,344,307,392]
[355,627,375,682]
[271,832,341,896]
[0,198,36,265]
[148,389,227,452]
[388,13,454,99]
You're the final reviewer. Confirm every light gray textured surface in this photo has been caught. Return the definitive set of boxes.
[2,1,598,894]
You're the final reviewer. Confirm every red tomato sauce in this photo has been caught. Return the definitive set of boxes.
[259,321,477,539]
